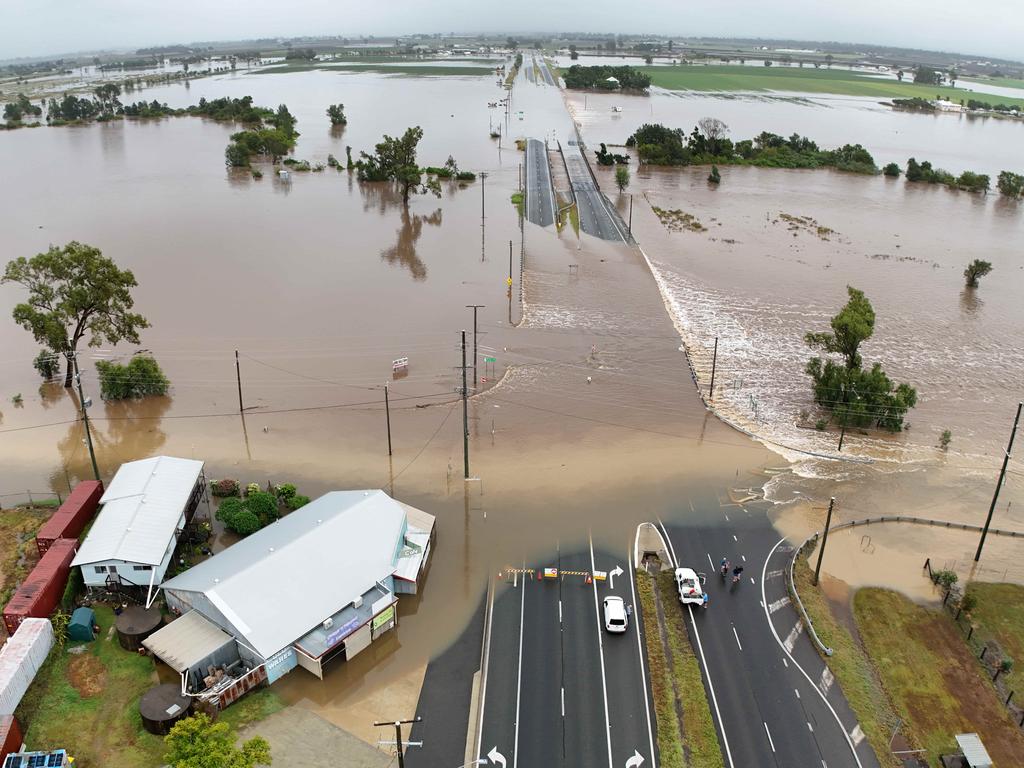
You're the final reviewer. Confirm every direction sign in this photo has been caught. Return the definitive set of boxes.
[484,356,497,363]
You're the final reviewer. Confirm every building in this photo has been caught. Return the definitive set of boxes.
[146,490,434,700]
[71,456,206,605]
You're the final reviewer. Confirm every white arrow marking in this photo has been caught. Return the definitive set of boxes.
[820,667,834,696]
[850,724,865,746]
[609,565,623,589]
[488,746,507,768]
[625,749,645,768]
[768,596,791,614]
[784,620,804,653]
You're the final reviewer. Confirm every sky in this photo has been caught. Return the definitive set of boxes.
[2,0,1020,62]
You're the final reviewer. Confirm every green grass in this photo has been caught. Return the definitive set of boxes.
[637,571,684,768]
[640,65,1024,109]
[962,76,1024,91]
[219,688,286,731]
[0,506,48,607]
[964,583,1024,695]
[256,63,493,77]
[793,558,903,766]
[854,588,1024,766]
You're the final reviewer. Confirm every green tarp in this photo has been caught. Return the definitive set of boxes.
[69,606,96,641]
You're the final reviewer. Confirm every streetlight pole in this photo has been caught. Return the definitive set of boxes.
[975,401,1022,562]
[71,352,101,482]
[373,717,422,768]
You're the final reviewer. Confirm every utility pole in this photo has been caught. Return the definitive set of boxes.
[813,497,835,586]
[234,350,244,413]
[709,337,718,401]
[975,401,1022,562]
[480,171,488,223]
[508,239,513,288]
[373,717,422,768]
[461,330,470,479]
[628,193,633,236]
[71,352,100,482]
[466,305,485,389]
[384,382,393,456]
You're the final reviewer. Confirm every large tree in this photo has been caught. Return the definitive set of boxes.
[805,286,916,432]
[357,126,440,205]
[2,242,150,387]
[164,713,271,768]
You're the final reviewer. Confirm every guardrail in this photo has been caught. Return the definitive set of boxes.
[833,515,1024,539]
[787,532,834,656]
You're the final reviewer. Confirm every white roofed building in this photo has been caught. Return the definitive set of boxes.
[72,456,206,602]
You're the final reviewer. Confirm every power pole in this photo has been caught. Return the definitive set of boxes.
[373,717,422,768]
[813,497,835,585]
[466,305,485,390]
[384,382,393,456]
[461,330,470,479]
[628,193,633,236]
[975,401,1022,562]
[480,171,488,223]
[71,352,101,482]
[234,350,244,413]
[508,239,514,288]
[709,336,718,401]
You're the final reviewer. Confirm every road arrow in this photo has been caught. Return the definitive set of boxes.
[625,749,645,768]
[609,565,624,590]
[488,746,507,768]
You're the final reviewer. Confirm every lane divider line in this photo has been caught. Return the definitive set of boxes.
[732,625,743,652]
[689,603,736,768]
[513,560,526,768]
[764,722,776,753]
[589,535,615,768]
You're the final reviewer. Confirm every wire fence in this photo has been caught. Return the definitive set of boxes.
[0,490,64,510]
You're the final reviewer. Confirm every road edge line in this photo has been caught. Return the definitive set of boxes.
[628,542,658,768]
[589,535,615,768]
[687,603,736,768]
[473,575,497,763]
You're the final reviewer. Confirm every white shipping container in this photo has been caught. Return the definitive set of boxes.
[0,618,54,715]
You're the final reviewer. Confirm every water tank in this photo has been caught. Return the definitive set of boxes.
[139,684,192,735]
[116,606,163,651]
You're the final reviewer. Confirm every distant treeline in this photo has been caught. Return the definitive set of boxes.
[563,65,651,91]
[892,96,1021,115]
[899,159,1024,196]
[625,121,878,174]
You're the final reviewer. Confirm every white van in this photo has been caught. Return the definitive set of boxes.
[603,596,628,633]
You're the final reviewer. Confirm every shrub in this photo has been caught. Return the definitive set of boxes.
[934,569,958,589]
[95,355,169,400]
[455,170,476,181]
[286,494,311,510]
[251,168,263,180]
[997,170,1023,198]
[61,567,84,611]
[33,349,60,380]
[227,508,261,536]
[959,592,977,614]
[882,162,900,178]
[939,429,952,450]
[707,165,721,184]
[815,419,827,431]
[246,491,279,522]
[211,478,240,497]
[215,497,244,522]
[244,482,261,497]
[274,483,297,500]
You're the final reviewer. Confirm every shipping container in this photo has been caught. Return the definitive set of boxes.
[35,481,103,556]
[2,540,76,637]
[0,715,24,762]
[0,619,54,716]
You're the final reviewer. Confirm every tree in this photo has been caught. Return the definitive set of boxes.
[644,56,653,65]
[357,126,440,205]
[93,83,121,114]
[883,162,900,177]
[824,54,834,68]
[33,349,60,380]
[913,66,940,85]
[326,103,347,126]
[805,286,875,370]
[997,170,1024,198]
[164,713,271,768]
[696,117,729,155]
[963,259,992,288]
[939,429,952,450]
[95,355,169,399]
[615,165,630,192]
[569,45,579,61]
[708,165,721,184]
[2,242,149,388]
[896,69,904,82]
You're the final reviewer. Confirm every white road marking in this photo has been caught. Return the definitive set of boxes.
[707,553,715,569]
[589,536,615,768]
[688,499,695,513]
[850,724,865,746]
[513,561,526,768]
[689,604,736,768]
[784,621,805,653]
[768,596,791,614]
[766,569,784,579]
[741,555,746,562]
[561,686,565,717]
[749,577,756,585]
[763,722,776,753]
[724,513,730,522]
[658,519,679,568]
[794,688,800,699]
[807,722,814,732]
[761,538,865,768]
[559,600,562,625]
[820,667,835,696]
[628,549,658,768]
[475,579,496,762]
[732,625,743,651]
[732,534,738,542]
[782,657,789,668]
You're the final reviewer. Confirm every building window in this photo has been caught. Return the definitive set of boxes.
[93,566,107,574]
[132,565,152,571]
[109,565,118,574]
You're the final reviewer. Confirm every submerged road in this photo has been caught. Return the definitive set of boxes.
[525,138,556,228]
[478,544,656,768]
[562,141,630,242]
[657,491,878,768]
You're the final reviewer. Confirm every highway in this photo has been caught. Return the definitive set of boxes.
[524,138,556,228]
[477,544,656,768]
[562,141,630,242]
[537,57,556,86]
[657,491,878,768]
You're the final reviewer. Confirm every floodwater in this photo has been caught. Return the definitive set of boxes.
[2,59,1023,743]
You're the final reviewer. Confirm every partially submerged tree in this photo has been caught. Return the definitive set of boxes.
[963,259,993,288]
[357,126,441,204]
[326,103,347,126]
[96,355,169,400]
[2,242,149,388]
[805,286,917,432]
[615,165,630,192]
[164,713,271,768]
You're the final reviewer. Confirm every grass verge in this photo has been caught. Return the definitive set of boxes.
[854,587,1024,766]
[793,558,903,766]
[963,583,1024,700]
[0,506,49,608]
[640,65,1024,109]
[636,570,684,768]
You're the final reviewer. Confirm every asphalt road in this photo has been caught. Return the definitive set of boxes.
[659,490,878,768]
[478,544,656,768]
[537,58,556,86]
[562,141,630,242]
[525,138,556,228]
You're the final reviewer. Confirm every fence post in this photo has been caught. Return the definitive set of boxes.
[1007,690,1014,706]
[981,647,987,661]
[968,626,974,642]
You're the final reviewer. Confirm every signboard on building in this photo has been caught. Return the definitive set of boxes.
[371,605,396,640]
[325,616,363,647]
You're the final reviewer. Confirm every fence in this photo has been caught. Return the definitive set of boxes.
[923,558,1024,730]
[0,491,64,511]
[787,533,834,656]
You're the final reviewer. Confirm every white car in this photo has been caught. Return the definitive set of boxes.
[675,567,706,606]
[603,596,628,633]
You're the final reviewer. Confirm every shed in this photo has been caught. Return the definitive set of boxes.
[68,607,96,642]
[142,610,239,692]
[954,734,992,768]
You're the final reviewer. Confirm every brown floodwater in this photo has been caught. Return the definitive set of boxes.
[2,63,1021,739]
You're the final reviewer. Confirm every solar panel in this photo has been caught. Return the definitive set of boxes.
[29,757,47,768]
[47,757,63,768]
[3,756,19,768]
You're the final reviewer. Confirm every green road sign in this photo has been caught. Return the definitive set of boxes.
[484,356,496,363]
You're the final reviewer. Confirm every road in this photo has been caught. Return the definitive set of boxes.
[477,544,656,768]
[562,141,630,242]
[658,490,878,768]
[525,138,556,228]
[537,57,556,86]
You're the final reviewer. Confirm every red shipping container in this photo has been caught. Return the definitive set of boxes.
[35,480,103,557]
[3,539,77,637]
[0,715,24,761]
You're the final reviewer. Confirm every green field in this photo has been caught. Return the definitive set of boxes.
[964,583,1024,697]
[257,62,494,77]
[640,65,1024,108]
[962,76,1024,91]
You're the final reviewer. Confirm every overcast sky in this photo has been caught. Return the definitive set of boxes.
[2,0,1019,62]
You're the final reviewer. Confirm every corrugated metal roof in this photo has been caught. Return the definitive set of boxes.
[162,490,410,658]
[142,610,234,673]
[955,733,993,767]
[72,456,203,567]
